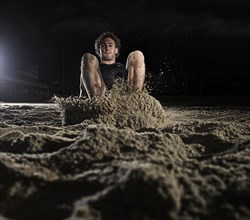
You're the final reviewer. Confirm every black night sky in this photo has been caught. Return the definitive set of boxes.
[1,0,250,99]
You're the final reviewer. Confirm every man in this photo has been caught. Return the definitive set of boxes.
[79,31,145,98]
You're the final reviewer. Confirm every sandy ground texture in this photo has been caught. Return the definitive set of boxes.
[0,87,250,220]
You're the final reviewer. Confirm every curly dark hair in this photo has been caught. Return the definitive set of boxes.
[95,31,121,57]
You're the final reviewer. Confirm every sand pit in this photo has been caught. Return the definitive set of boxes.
[0,95,250,219]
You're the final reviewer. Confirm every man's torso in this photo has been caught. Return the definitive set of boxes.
[100,63,128,89]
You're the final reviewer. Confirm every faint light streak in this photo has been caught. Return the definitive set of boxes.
[0,36,3,101]
[0,37,2,76]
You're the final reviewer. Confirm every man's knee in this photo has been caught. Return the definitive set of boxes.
[81,53,98,65]
[128,50,145,67]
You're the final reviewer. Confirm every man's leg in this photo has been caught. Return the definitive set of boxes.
[126,50,145,91]
[80,53,107,98]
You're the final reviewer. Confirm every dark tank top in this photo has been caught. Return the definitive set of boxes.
[100,63,128,90]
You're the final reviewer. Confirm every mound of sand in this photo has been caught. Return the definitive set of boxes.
[55,81,167,130]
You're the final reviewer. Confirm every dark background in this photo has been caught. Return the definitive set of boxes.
[0,0,250,100]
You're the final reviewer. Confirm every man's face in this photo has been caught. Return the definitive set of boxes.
[99,37,118,63]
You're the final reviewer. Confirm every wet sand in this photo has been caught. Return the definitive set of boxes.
[0,93,250,219]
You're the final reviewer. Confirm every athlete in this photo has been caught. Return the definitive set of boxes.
[79,31,145,98]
